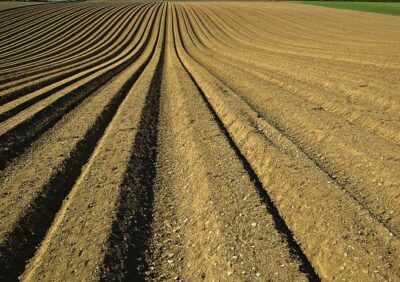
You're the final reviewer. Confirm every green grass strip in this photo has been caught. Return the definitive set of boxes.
[302,1,400,16]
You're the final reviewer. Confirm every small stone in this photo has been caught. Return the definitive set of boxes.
[251,223,257,227]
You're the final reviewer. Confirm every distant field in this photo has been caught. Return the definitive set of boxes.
[303,1,400,15]
[0,1,41,11]
[1,2,400,282]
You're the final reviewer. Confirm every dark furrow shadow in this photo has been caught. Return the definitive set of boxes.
[172,8,320,280]
[177,1,400,241]
[0,7,162,281]
[0,5,132,81]
[0,6,92,60]
[0,5,144,87]
[185,67,321,282]
[0,6,150,104]
[0,6,159,170]
[100,12,165,281]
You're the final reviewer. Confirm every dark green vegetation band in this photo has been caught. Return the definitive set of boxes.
[303,1,400,15]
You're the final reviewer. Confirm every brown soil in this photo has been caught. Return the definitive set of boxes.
[0,2,399,281]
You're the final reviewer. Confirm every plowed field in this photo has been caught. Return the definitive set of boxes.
[1,2,399,281]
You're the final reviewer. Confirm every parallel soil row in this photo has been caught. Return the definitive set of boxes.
[0,2,399,281]
[0,2,41,12]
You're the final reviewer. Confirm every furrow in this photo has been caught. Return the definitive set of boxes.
[174,4,400,281]
[142,8,310,281]
[0,5,94,54]
[0,4,162,281]
[0,5,130,66]
[0,4,158,169]
[20,5,166,281]
[177,3,400,236]
[0,4,110,45]
[0,2,43,14]
[0,4,75,39]
[0,2,399,282]
[0,4,129,72]
[0,4,114,48]
[0,5,135,78]
[0,5,144,104]
[186,6,400,145]
[0,5,146,100]
[194,5,400,118]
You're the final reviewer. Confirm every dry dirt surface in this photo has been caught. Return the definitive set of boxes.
[0,2,400,281]
[0,1,42,12]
